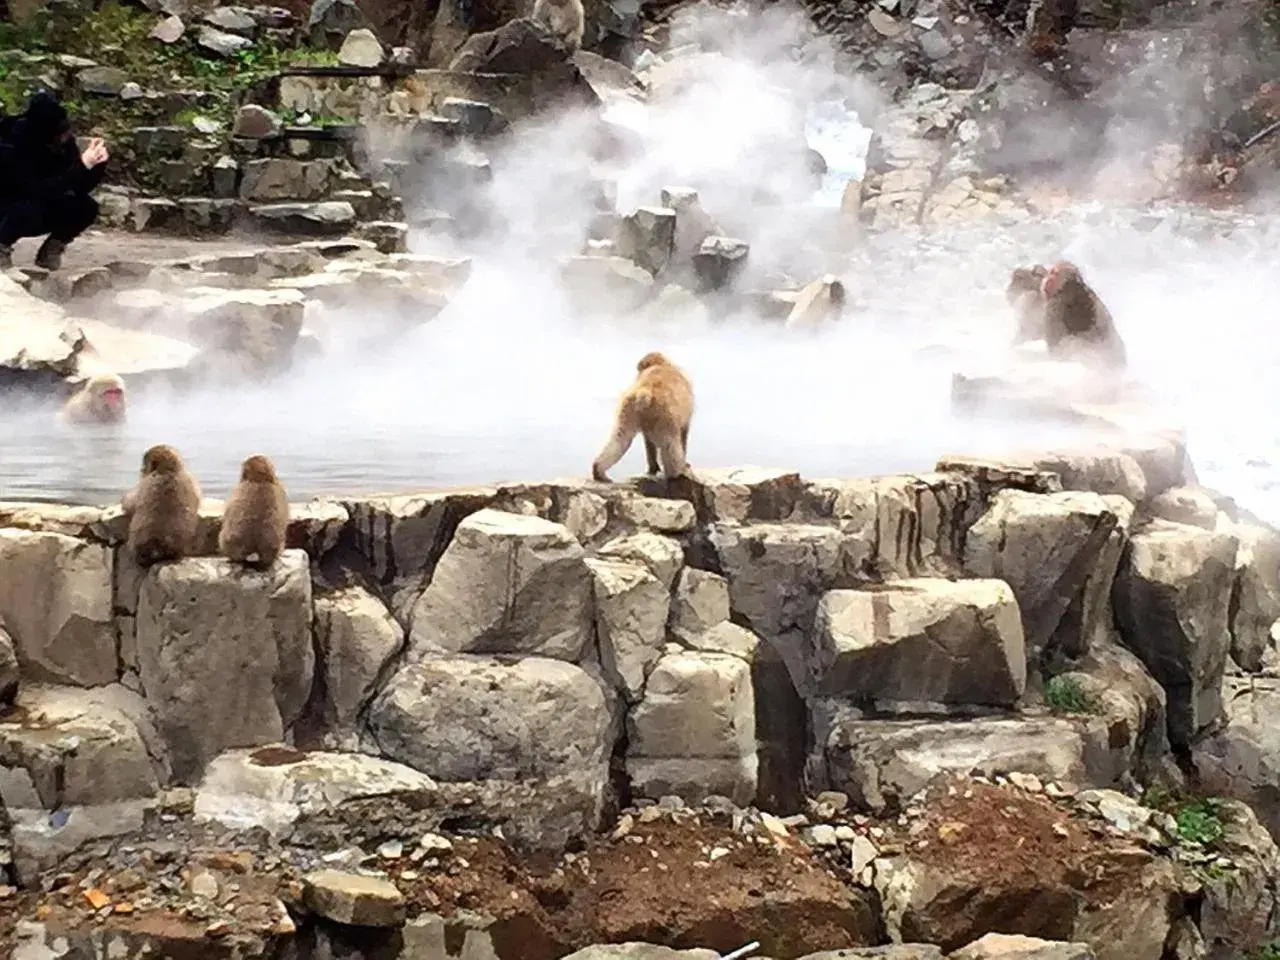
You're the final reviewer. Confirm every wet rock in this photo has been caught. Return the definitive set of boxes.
[616,205,676,276]
[367,655,613,849]
[233,104,282,139]
[338,27,384,66]
[303,869,406,927]
[1225,519,1280,671]
[691,235,749,291]
[628,650,757,806]
[307,0,370,49]
[408,508,593,662]
[669,568,730,644]
[964,490,1131,663]
[1113,520,1237,747]
[135,551,314,782]
[312,587,404,742]
[248,201,357,236]
[194,748,435,835]
[811,578,1026,707]
[587,558,668,703]
[0,529,114,687]
[560,255,654,313]
[196,24,253,56]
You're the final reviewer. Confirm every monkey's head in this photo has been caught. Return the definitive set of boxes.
[1007,265,1047,299]
[825,277,846,306]
[1042,261,1082,300]
[240,455,278,484]
[636,352,670,373]
[141,444,184,476]
[86,373,126,419]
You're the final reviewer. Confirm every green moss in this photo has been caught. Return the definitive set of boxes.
[1246,943,1280,960]
[1175,798,1226,847]
[1044,675,1103,715]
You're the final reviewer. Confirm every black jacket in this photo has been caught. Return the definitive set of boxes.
[0,93,106,205]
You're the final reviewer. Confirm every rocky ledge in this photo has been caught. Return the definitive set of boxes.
[2,436,1280,957]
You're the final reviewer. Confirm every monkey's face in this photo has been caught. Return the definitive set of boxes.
[1042,262,1080,300]
[93,380,125,418]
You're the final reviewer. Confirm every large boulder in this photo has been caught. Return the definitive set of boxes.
[810,578,1026,708]
[1113,520,1237,747]
[135,551,314,782]
[587,558,669,703]
[627,650,757,805]
[0,529,115,686]
[964,490,1131,664]
[448,16,576,73]
[1194,676,1280,839]
[1226,519,1280,671]
[408,508,594,662]
[367,654,613,849]
[311,587,404,746]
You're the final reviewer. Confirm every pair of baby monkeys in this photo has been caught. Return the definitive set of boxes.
[123,446,289,569]
[1005,259,1127,369]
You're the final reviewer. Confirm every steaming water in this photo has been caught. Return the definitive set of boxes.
[4,200,1278,518]
[3,1,1278,520]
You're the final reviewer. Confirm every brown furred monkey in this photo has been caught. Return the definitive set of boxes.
[1040,260,1127,369]
[60,373,127,425]
[122,444,201,568]
[592,352,694,483]
[1007,264,1048,345]
[219,455,289,570]
[532,0,585,51]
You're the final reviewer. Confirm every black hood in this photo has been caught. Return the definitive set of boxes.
[22,92,70,143]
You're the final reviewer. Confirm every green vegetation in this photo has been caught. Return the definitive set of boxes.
[1245,943,1280,960]
[1174,797,1226,846]
[1044,675,1103,715]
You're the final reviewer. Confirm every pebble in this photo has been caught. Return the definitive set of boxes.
[377,840,404,859]
[809,824,839,847]
[1008,772,1043,792]
[708,846,730,861]
[759,813,789,838]
[189,871,219,900]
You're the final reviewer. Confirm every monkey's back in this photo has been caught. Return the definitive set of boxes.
[220,480,289,567]
[128,473,201,565]
[626,364,693,433]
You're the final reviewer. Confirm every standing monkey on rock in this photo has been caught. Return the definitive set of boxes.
[1040,260,1127,370]
[219,455,290,570]
[122,444,201,568]
[593,352,694,483]
[532,0,585,52]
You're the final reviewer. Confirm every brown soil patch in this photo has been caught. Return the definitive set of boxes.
[900,781,1146,905]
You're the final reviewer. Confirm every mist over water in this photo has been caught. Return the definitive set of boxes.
[3,2,1279,522]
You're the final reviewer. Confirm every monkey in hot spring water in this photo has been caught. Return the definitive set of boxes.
[59,373,126,425]
[1006,260,1127,370]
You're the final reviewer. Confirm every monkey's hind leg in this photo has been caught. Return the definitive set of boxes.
[592,423,638,482]
[656,429,690,481]
[644,437,660,475]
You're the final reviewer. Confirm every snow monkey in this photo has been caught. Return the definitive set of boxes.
[1040,260,1127,370]
[592,351,694,483]
[532,0,585,52]
[219,454,289,570]
[1007,264,1048,345]
[60,372,126,425]
[122,444,201,568]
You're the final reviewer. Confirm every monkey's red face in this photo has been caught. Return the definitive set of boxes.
[98,386,124,414]
[1042,265,1070,299]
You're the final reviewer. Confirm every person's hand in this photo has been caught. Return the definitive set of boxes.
[80,138,108,167]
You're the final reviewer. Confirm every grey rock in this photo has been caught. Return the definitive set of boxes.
[692,235,749,291]
[438,97,509,137]
[668,568,730,643]
[232,104,282,139]
[248,201,357,236]
[616,205,676,275]
[338,27,384,67]
[1114,519,1237,747]
[77,65,127,95]
[239,158,337,203]
[149,14,186,43]
[303,869,405,927]
[313,587,403,740]
[196,25,253,57]
[202,5,257,34]
[587,558,668,703]
[307,0,371,49]
[1226,519,1280,671]
[135,551,314,782]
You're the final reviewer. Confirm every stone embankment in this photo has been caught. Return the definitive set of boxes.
[2,430,1280,956]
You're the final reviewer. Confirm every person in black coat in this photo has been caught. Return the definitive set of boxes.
[0,91,110,271]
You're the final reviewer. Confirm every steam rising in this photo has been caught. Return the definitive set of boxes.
[5,1,1280,523]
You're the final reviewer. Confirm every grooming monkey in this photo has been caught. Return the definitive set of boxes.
[592,352,694,483]
[219,455,289,570]
[1040,260,1127,370]
[60,373,127,425]
[1006,264,1048,345]
[122,444,201,568]
[532,0,585,52]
